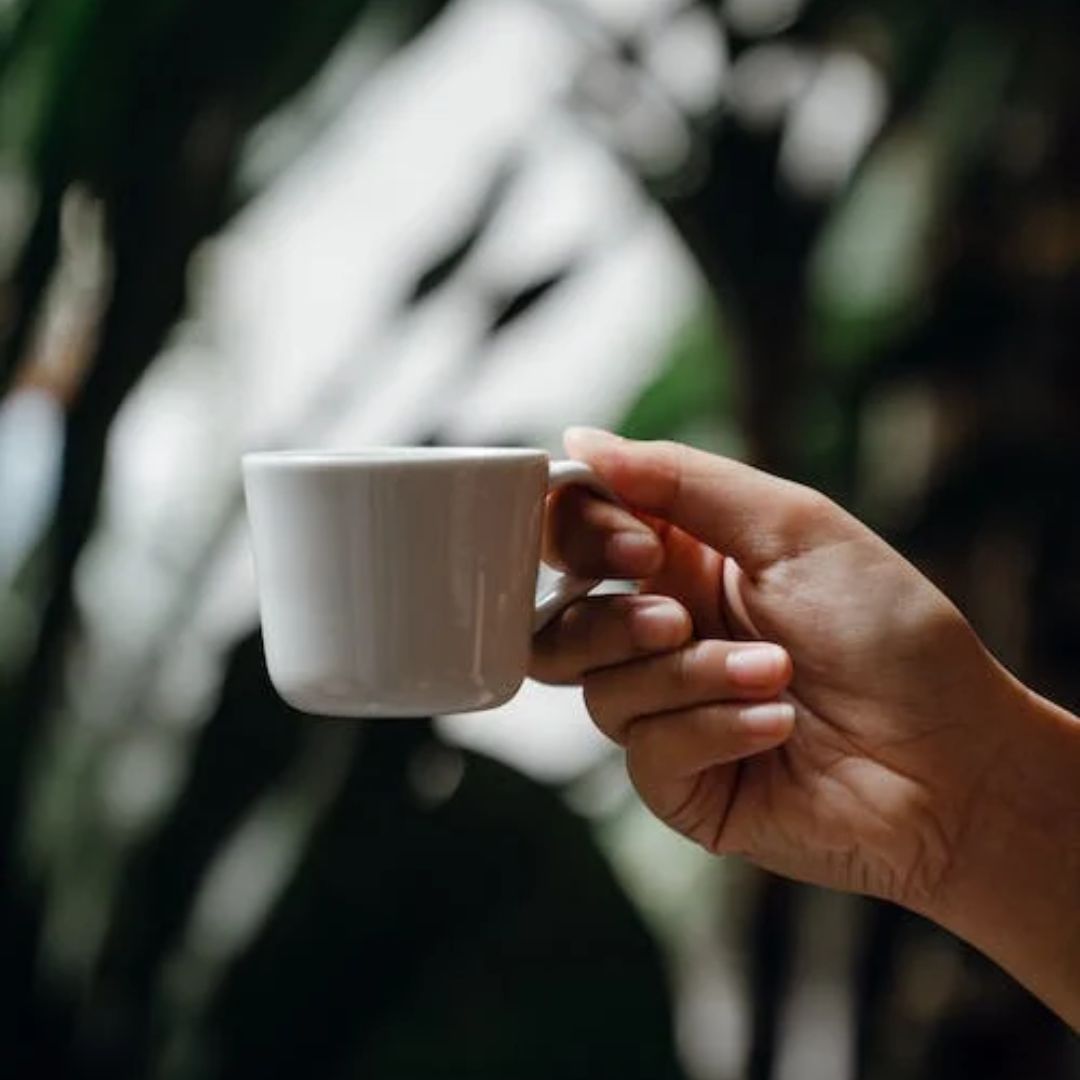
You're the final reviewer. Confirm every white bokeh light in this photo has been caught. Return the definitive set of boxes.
[780,51,888,197]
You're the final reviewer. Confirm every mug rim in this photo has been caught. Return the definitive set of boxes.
[242,446,548,469]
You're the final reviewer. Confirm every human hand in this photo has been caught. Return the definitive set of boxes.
[532,429,1034,912]
[533,428,1080,1025]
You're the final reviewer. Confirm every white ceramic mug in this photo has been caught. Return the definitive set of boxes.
[242,448,611,717]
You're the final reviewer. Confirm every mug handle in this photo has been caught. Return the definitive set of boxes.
[533,459,620,633]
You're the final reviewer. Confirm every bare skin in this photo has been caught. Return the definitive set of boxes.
[531,427,1080,1028]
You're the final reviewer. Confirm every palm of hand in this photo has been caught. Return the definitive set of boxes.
[641,518,997,908]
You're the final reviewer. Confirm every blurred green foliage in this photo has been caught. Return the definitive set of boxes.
[2,0,1079,1078]
[619,310,734,452]
[617,1,1080,1075]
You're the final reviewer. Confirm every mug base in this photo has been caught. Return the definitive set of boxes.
[270,676,523,718]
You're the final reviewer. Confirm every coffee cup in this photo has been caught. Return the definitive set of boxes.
[242,448,611,717]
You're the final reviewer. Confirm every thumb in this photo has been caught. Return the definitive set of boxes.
[563,428,829,573]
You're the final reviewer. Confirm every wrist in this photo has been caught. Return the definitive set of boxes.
[924,670,1080,1027]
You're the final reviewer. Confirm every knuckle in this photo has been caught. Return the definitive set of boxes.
[785,485,835,533]
[567,596,633,655]
[667,645,698,693]
[649,440,685,508]
[666,640,723,697]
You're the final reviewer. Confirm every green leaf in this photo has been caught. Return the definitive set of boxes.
[618,307,733,444]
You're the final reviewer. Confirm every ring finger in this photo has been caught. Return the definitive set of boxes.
[583,639,792,745]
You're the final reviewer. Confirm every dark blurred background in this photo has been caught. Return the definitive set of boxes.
[1,0,1078,1077]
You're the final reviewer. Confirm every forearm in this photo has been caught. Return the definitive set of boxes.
[927,679,1080,1028]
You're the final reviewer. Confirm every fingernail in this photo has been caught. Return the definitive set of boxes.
[630,599,688,650]
[607,530,663,575]
[726,644,788,688]
[737,702,796,738]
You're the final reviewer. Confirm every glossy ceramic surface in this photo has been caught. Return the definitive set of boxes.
[243,448,554,717]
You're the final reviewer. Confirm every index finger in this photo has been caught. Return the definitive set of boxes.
[563,428,836,573]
